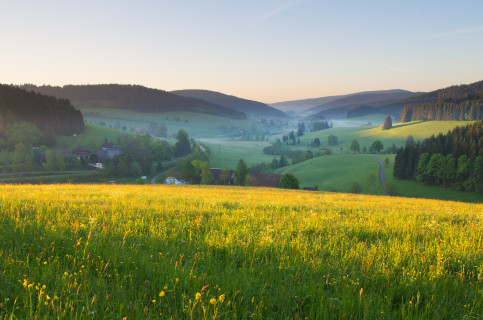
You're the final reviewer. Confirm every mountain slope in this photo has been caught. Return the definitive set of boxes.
[172,89,288,118]
[343,80,483,121]
[307,90,418,114]
[399,80,483,122]
[271,90,418,115]
[22,84,246,120]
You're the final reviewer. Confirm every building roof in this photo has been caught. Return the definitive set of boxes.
[254,173,283,188]
[73,146,90,155]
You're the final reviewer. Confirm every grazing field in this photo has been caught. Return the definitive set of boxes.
[202,138,273,168]
[276,155,384,194]
[299,121,473,153]
[0,185,481,319]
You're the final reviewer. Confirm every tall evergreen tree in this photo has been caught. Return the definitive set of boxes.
[383,115,393,130]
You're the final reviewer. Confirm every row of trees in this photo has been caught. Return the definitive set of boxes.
[400,101,483,122]
[394,121,483,192]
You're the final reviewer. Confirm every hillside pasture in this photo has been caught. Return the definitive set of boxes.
[299,121,472,153]
[277,155,384,194]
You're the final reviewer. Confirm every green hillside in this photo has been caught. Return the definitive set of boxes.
[299,121,471,152]
[21,84,246,120]
[277,155,383,194]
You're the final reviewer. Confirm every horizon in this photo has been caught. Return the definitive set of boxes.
[1,0,482,103]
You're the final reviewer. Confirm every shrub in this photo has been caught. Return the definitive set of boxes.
[278,173,299,189]
[349,182,362,193]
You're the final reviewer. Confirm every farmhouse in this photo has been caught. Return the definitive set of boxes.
[164,177,186,185]
[73,146,91,160]
[253,173,283,188]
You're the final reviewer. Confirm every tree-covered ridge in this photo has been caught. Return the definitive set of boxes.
[0,84,84,137]
[22,84,247,120]
[172,89,288,118]
[400,80,483,122]
[346,80,483,120]
[394,121,483,193]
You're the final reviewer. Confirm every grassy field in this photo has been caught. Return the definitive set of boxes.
[277,154,482,203]
[202,138,274,168]
[0,184,481,319]
[82,109,266,139]
[276,155,384,194]
[299,121,473,153]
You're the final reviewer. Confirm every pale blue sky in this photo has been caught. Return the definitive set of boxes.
[1,0,482,103]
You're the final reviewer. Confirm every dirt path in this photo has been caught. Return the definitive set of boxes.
[369,157,386,186]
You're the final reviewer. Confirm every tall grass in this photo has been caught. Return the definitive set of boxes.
[0,184,481,319]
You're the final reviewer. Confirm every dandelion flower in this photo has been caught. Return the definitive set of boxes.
[159,291,165,297]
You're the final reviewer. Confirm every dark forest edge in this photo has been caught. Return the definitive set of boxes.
[0,85,85,149]
[394,120,483,193]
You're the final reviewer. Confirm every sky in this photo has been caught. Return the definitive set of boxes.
[1,0,483,103]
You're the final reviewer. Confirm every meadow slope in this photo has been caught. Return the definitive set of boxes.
[0,185,481,319]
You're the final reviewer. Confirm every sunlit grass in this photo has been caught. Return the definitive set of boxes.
[0,184,481,319]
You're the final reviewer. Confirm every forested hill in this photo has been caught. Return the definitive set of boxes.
[172,89,288,118]
[308,90,418,120]
[0,84,84,136]
[22,84,246,120]
[400,80,483,122]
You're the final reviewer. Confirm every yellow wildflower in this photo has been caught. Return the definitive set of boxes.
[210,298,217,305]
[195,293,202,300]
[159,291,165,297]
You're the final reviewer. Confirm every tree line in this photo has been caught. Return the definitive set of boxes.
[0,85,85,149]
[394,121,483,192]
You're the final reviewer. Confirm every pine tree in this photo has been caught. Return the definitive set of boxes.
[383,115,393,130]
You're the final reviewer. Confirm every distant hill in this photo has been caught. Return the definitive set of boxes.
[0,84,84,144]
[172,89,288,118]
[21,84,246,120]
[272,90,418,116]
[345,80,483,122]
[270,95,343,113]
